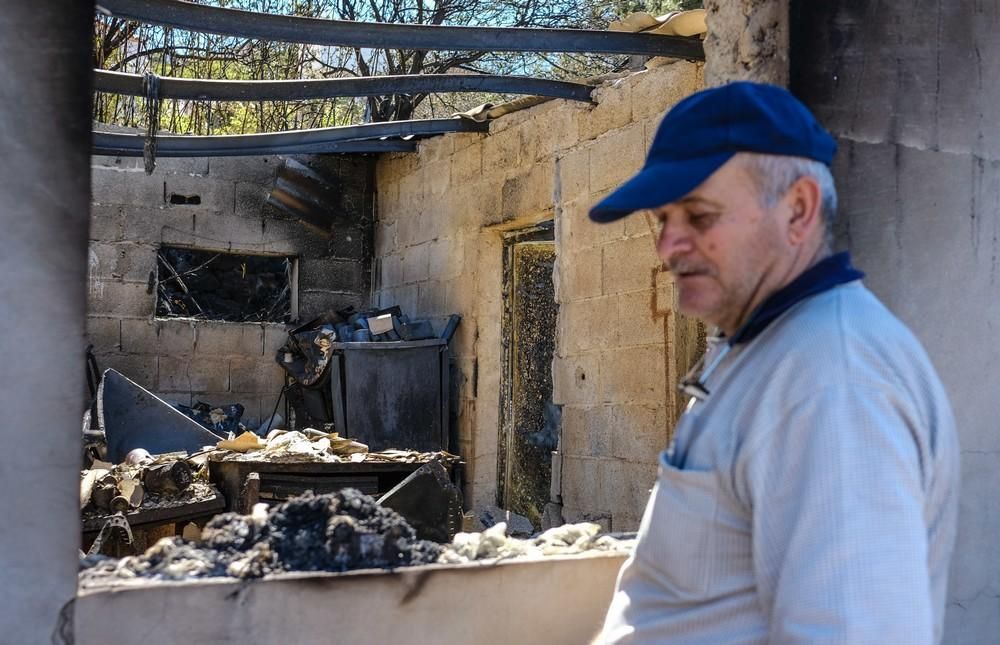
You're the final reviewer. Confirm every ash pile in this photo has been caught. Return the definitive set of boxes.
[80,488,440,587]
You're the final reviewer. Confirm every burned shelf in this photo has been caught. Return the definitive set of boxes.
[96,0,705,59]
[92,118,486,157]
[94,70,596,104]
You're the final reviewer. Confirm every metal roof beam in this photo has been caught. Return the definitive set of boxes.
[92,138,418,157]
[92,117,485,156]
[96,0,705,59]
[94,69,596,103]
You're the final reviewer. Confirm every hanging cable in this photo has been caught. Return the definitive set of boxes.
[141,71,160,174]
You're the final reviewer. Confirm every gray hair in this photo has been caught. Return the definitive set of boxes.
[736,152,838,245]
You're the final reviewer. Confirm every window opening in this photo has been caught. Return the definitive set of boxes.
[155,246,296,323]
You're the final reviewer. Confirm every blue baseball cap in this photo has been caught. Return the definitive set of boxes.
[589,81,837,222]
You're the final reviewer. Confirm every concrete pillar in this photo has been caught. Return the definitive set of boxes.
[0,3,92,642]
[703,0,790,87]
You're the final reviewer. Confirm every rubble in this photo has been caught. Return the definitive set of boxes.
[478,505,535,537]
[438,522,635,564]
[212,427,460,466]
[79,489,441,587]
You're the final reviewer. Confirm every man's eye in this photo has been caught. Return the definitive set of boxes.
[689,212,718,229]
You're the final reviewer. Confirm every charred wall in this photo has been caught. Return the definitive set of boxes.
[791,2,1000,642]
[87,153,375,428]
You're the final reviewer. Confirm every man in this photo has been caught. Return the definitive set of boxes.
[589,82,959,644]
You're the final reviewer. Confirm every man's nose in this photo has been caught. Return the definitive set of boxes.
[656,220,694,262]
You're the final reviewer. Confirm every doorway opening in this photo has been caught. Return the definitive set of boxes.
[497,222,559,528]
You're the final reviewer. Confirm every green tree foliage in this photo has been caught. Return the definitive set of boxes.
[93,0,702,133]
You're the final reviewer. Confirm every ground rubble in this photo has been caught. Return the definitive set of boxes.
[79,488,441,587]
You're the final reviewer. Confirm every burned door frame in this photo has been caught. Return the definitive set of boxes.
[496,221,558,521]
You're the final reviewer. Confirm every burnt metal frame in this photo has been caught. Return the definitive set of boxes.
[94,70,596,103]
[93,138,417,157]
[97,0,705,58]
[496,221,556,509]
[92,118,486,156]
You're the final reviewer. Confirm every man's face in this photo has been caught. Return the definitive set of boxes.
[651,159,785,334]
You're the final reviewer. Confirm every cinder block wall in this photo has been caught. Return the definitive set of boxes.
[375,61,704,529]
[87,153,375,428]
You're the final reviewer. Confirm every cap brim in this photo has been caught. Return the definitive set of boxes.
[588,152,735,223]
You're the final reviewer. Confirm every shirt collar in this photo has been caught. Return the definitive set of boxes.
[728,251,864,346]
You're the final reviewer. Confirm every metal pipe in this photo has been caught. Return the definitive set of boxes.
[94,69,596,103]
[96,0,705,58]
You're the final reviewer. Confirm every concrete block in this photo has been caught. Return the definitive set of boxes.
[501,167,554,221]
[325,227,366,260]
[602,236,660,295]
[194,321,264,356]
[389,284,419,316]
[162,174,235,214]
[92,154,142,172]
[559,455,613,514]
[617,290,666,347]
[418,135,455,163]
[120,318,196,355]
[380,253,403,289]
[552,352,602,406]
[482,125,522,170]
[397,166,426,209]
[451,140,483,185]
[122,206,195,245]
[526,105,583,161]
[424,160,451,198]
[610,403,669,461]
[427,237,463,281]
[298,290,367,319]
[229,357,285,394]
[561,199,624,251]
[91,166,165,206]
[624,211,656,239]
[192,211,265,251]
[610,460,658,531]
[187,356,231,392]
[85,316,121,354]
[157,356,190,392]
[589,123,646,195]
[263,324,289,357]
[558,246,603,301]
[298,258,364,293]
[557,146,591,203]
[375,220,398,258]
[560,296,619,354]
[87,281,155,317]
[234,181,269,219]
[600,345,666,405]
[445,276,479,317]
[97,352,158,390]
[630,61,701,122]
[150,155,210,176]
[378,180,401,224]
[580,79,633,142]
[208,155,278,184]
[89,204,124,242]
[417,281,448,317]
[88,242,156,283]
[560,404,613,458]
[401,242,430,284]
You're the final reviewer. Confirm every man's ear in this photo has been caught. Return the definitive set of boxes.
[784,175,822,246]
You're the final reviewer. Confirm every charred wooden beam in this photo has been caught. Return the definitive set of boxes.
[96,0,705,58]
[94,69,596,103]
